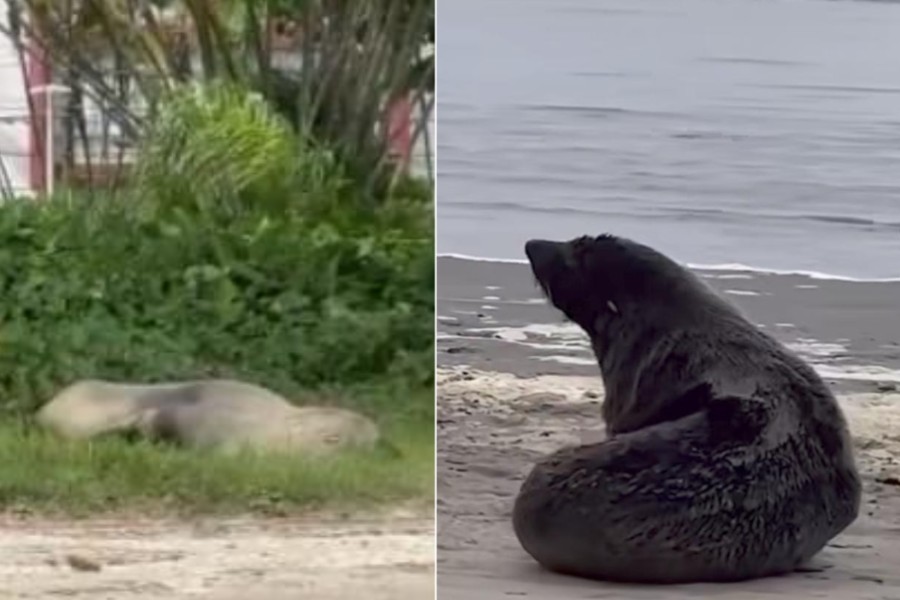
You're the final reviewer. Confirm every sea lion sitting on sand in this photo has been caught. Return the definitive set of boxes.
[512,234,861,583]
[36,379,380,456]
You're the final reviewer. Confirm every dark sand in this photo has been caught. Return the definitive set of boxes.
[437,256,900,599]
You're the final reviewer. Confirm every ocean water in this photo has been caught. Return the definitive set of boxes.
[437,0,900,280]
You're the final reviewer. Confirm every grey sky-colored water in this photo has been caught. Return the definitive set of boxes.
[437,0,900,279]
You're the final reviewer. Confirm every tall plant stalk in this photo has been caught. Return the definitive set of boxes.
[0,0,434,198]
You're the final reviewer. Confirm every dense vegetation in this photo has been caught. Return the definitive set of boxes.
[0,85,433,423]
[0,1,434,513]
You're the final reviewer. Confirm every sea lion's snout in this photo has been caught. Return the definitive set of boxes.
[525,239,566,279]
[525,239,574,308]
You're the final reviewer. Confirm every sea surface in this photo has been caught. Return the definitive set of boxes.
[437,0,900,280]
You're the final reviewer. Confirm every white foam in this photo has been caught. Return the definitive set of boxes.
[443,296,546,307]
[437,315,458,323]
[463,324,860,370]
[787,339,848,358]
[795,284,819,289]
[687,262,900,283]
[480,305,498,311]
[724,289,760,296]
[476,323,585,341]
[464,323,591,353]
[714,274,754,280]
[814,364,900,383]
[445,325,900,386]
[438,252,529,265]
[533,355,597,366]
[483,296,500,301]
[437,253,900,283]
[439,331,584,353]
[485,286,501,291]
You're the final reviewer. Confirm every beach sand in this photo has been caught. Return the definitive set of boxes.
[0,511,434,599]
[436,256,900,599]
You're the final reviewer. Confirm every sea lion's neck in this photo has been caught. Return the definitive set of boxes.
[590,317,717,434]
[588,317,645,430]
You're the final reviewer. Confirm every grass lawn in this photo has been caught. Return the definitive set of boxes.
[0,385,434,517]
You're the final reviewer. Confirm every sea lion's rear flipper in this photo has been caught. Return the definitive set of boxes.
[511,401,802,583]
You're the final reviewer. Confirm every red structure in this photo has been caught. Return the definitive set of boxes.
[386,93,413,173]
[25,36,50,194]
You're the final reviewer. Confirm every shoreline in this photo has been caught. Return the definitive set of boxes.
[437,255,900,393]
[436,253,900,283]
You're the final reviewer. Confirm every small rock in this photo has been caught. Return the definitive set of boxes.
[876,382,898,393]
[66,554,101,572]
[446,346,473,354]
[875,476,900,486]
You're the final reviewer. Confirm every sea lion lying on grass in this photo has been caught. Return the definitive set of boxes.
[36,379,380,455]
[512,234,861,583]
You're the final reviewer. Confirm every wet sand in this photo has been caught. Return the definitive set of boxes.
[436,256,900,599]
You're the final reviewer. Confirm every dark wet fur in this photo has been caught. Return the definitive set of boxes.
[512,234,861,583]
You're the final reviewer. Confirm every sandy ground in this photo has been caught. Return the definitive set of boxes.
[0,511,434,599]
[437,367,900,600]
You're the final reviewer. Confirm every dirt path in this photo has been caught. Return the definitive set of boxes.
[0,511,434,599]
[437,367,900,600]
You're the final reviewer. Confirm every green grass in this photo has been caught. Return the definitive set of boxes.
[0,386,433,517]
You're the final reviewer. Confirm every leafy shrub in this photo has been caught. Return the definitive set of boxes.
[0,186,433,421]
[131,82,341,216]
